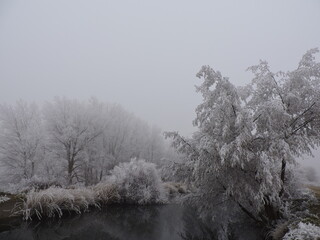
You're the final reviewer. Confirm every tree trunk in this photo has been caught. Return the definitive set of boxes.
[23,152,27,178]
[31,161,35,177]
[263,200,280,222]
[279,158,286,197]
[99,169,103,181]
[66,148,74,185]
[259,159,287,223]
[68,160,74,185]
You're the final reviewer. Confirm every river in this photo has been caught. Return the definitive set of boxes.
[0,204,263,240]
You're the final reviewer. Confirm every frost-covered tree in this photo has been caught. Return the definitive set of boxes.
[98,105,167,168]
[43,97,104,184]
[0,97,170,187]
[166,48,320,225]
[0,101,42,181]
[102,104,136,164]
[42,98,167,185]
[146,126,165,163]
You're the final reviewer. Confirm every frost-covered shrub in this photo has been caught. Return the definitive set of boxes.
[93,182,120,204]
[109,159,167,204]
[23,176,63,191]
[163,182,188,195]
[0,195,10,204]
[20,187,97,220]
[283,222,320,240]
[0,175,64,194]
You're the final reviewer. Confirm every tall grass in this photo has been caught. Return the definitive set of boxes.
[19,187,99,220]
[93,183,120,204]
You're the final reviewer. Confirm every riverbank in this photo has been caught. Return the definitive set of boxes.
[2,184,318,239]
[0,181,187,221]
[271,185,320,239]
[305,185,320,226]
[0,192,23,232]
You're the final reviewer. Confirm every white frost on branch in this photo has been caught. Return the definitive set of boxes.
[283,222,320,240]
[165,48,320,225]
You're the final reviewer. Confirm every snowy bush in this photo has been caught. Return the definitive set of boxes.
[23,176,63,191]
[0,195,10,204]
[109,159,167,204]
[163,182,188,195]
[283,222,320,240]
[0,175,64,194]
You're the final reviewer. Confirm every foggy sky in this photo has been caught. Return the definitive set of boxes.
[1,1,320,170]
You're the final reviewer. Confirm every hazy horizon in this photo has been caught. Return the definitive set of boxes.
[1,0,320,172]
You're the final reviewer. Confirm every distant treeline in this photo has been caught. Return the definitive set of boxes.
[0,97,175,187]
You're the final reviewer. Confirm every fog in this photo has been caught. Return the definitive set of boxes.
[0,1,320,169]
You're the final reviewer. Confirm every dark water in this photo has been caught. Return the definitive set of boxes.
[0,205,263,240]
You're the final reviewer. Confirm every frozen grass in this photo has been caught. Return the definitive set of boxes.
[19,187,99,220]
[19,185,121,220]
[93,183,120,204]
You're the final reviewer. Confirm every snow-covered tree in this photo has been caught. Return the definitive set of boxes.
[0,101,42,181]
[165,48,320,224]
[0,97,170,187]
[43,97,104,184]
[146,126,165,163]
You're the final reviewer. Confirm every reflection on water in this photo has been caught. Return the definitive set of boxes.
[0,205,263,240]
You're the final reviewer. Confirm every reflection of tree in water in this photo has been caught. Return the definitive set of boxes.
[98,205,161,239]
[35,206,159,240]
[180,204,264,240]
[0,214,120,240]
[180,207,218,240]
[0,205,262,240]
[0,205,165,240]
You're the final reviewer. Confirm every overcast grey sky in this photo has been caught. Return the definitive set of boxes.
[0,0,319,138]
